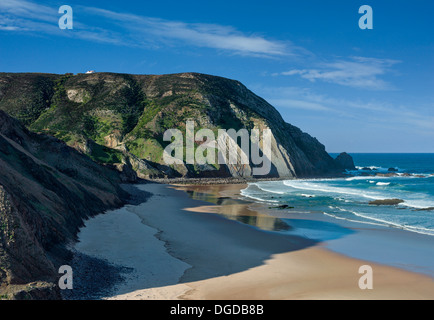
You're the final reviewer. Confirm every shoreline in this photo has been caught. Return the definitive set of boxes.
[145,174,349,185]
[177,183,434,277]
[70,182,434,300]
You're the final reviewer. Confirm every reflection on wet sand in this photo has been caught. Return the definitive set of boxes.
[175,185,291,232]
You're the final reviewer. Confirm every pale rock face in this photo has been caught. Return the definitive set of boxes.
[72,138,92,155]
[228,102,248,122]
[104,131,122,149]
[266,131,295,178]
[210,127,297,178]
[215,131,252,178]
[214,121,297,178]
[66,88,88,103]
[162,90,173,97]
[277,144,296,177]
[250,119,295,178]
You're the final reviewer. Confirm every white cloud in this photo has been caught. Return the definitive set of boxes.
[276,56,401,90]
[0,0,57,24]
[0,25,20,30]
[0,0,292,57]
[83,7,291,57]
[0,0,65,38]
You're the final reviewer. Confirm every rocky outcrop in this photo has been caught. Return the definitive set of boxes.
[334,152,356,170]
[369,199,404,205]
[114,156,138,182]
[0,110,128,299]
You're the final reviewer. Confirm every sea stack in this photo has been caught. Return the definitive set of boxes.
[334,152,356,170]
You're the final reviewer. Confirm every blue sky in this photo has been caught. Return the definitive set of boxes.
[1,0,433,152]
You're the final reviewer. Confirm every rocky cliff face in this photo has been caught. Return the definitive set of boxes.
[0,110,128,299]
[0,72,343,179]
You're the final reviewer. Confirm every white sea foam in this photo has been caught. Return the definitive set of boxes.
[247,178,434,237]
[254,185,286,195]
[346,176,368,181]
[283,180,383,200]
[355,165,396,172]
[322,212,386,227]
[376,182,390,186]
[345,210,434,236]
[325,206,434,236]
[240,187,279,203]
[301,194,315,198]
[399,199,434,209]
[281,179,434,210]
[347,175,394,181]
[356,166,381,170]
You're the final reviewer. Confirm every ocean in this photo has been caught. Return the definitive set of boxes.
[240,153,434,237]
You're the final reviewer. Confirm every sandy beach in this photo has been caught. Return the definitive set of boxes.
[71,182,434,300]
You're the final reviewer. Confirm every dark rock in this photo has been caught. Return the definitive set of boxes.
[270,204,294,209]
[6,282,61,300]
[362,167,372,171]
[334,152,356,170]
[376,172,398,177]
[388,167,398,172]
[415,207,434,211]
[114,157,138,183]
[369,199,404,205]
[360,172,373,176]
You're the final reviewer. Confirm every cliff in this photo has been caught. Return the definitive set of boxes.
[0,110,128,299]
[0,72,343,179]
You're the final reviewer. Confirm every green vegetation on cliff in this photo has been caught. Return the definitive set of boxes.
[0,72,341,179]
